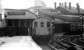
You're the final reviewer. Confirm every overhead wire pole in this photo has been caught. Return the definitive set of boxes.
[76,3,83,38]
[34,0,40,18]
[34,0,46,18]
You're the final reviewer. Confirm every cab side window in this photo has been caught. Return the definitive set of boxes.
[34,22,38,27]
[47,22,50,27]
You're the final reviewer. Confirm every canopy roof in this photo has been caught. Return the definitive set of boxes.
[5,9,37,19]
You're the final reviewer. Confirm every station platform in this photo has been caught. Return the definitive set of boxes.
[0,36,42,50]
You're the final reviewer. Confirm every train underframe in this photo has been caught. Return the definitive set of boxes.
[32,34,51,44]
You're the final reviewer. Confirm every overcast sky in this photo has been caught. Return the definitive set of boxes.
[1,0,84,9]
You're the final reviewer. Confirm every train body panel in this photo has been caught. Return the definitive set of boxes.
[52,22,71,33]
[5,19,34,36]
[0,20,6,28]
[0,9,36,37]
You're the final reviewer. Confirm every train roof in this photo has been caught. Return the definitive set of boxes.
[6,16,36,19]
[5,9,37,19]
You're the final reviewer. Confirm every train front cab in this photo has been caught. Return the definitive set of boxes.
[32,17,52,41]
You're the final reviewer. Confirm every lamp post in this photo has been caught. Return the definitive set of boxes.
[0,0,5,20]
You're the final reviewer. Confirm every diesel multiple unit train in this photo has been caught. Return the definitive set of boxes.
[0,10,84,40]
[0,10,35,36]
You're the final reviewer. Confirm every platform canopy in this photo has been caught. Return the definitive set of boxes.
[5,9,37,19]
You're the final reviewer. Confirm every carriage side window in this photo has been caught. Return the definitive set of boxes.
[7,20,12,26]
[12,20,15,27]
[18,20,21,27]
[14,20,18,27]
[41,22,44,27]
[47,22,50,27]
[34,22,38,27]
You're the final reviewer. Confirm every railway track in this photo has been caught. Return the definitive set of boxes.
[48,35,84,50]
[33,35,84,50]
[32,37,57,50]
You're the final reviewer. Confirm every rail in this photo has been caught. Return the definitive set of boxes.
[48,43,58,50]
[60,35,84,48]
[49,35,84,50]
